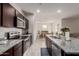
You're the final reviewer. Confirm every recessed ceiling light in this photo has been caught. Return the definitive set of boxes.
[57,9,62,13]
[36,9,40,13]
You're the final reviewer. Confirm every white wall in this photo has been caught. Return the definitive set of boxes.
[37,19,62,32]
[35,19,62,38]
[62,16,79,33]
[37,22,53,33]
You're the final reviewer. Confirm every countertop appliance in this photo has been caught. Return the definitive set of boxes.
[7,31,20,39]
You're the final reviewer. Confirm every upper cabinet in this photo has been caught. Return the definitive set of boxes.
[0,4,1,26]
[25,18,29,29]
[16,10,23,19]
[2,3,15,27]
[0,3,29,29]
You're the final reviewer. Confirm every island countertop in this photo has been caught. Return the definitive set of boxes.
[46,34,79,54]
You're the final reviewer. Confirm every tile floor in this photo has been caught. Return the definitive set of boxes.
[23,38,61,56]
[23,38,47,56]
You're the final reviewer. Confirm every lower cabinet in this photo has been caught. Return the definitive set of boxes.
[46,36,61,56]
[46,37,53,56]
[0,41,22,56]
[30,35,32,46]
[22,35,32,55]
[0,48,13,56]
[0,36,32,56]
[22,38,30,55]
[13,42,22,56]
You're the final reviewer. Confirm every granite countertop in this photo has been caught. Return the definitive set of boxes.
[20,34,32,37]
[0,39,22,54]
[0,34,32,55]
[46,34,79,54]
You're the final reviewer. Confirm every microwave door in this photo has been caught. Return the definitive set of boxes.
[17,17,25,28]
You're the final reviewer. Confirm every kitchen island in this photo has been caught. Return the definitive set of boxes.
[46,34,79,56]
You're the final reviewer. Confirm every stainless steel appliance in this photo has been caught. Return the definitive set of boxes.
[7,31,20,39]
[15,17,26,28]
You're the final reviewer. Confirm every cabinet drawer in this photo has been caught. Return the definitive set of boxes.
[13,42,22,56]
[14,46,22,56]
[14,42,22,50]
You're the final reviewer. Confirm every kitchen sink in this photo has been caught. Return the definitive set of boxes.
[50,36,60,39]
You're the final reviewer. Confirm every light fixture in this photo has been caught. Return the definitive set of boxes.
[36,3,42,13]
[36,9,40,13]
[42,25,47,29]
[57,9,62,13]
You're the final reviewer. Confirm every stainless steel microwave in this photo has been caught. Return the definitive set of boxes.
[16,17,26,28]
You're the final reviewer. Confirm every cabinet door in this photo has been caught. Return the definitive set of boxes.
[3,3,15,27]
[14,42,22,56]
[26,19,29,29]
[0,48,13,56]
[16,10,23,19]
[30,35,32,45]
[46,37,52,56]
[25,39,30,51]
[24,18,29,30]
[0,4,1,26]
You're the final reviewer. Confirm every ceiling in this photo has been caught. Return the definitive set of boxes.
[16,3,79,22]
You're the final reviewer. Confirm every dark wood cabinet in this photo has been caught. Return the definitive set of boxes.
[0,36,32,56]
[2,3,15,27]
[0,3,29,28]
[0,41,23,56]
[46,37,53,56]
[22,38,30,54]
[22,35,32,55]
[0,3,2,26]
[0,3,29,29]
[13,42,22,56]
[46,36,61,56]
[26,19,29,29]
[16,10,23,19]
[23,17,29,29]
[0,48,13,56]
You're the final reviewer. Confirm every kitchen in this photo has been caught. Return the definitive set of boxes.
[0,3,32,56]
[0,3,79,56]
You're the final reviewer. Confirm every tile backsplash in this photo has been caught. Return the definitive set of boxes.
[0,27,22,38]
